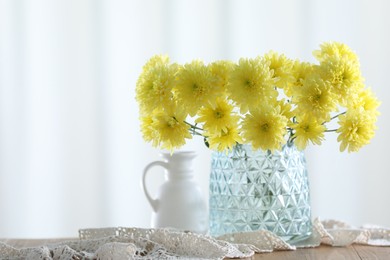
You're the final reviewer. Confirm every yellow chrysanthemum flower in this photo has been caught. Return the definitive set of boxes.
[140,115,159,147]
[337,109,376,152]
[151,107,192,151]
[292,115,326,150]
[209,60,234,93]
[347,87,380,118]
[141,54,170,71]
[174,60,222,116]
[319,57,363,106]
[136,55,178,114]
[263,51,294,89]
[206,126,243,152]
[294,75,337,122]
[313,41,359,64]
[241,107,287,151]
[227,57,277,113]
[288,61,316,97]
[195,98,240,132]
[273,98,294,121]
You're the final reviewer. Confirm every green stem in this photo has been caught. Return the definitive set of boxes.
[287,127,295,144]
[322,111,346,125]
[325,129,338,132]
[184,121,204,131]
[184,121,204,136]
[190,129,203,136]
[330,111,346,121]
[288,136,296,144]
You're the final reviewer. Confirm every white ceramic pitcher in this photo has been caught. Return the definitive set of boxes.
[141,151,208,234]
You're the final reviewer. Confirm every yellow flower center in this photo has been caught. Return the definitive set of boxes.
[167,117,178,128]
[261,123,269,132]
[309,93,322,105]
[221,129,230,137]
[214,110,224,119]
[245,79,255,89]
[192,83,205,96]
[353,125,362,135]
[334,75,343,84]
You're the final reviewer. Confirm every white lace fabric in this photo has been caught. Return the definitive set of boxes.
[1,218,389,259]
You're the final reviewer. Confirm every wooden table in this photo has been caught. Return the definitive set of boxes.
[255,245,390,259]
[1,239,390,259]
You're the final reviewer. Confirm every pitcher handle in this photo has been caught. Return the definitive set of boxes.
[141,161,169,212]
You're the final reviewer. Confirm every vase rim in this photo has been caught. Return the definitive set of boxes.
[159,150,196,158]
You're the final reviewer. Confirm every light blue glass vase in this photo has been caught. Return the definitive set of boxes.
[209,143,312,242]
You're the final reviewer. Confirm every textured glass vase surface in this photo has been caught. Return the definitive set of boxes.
[209,143,312,242]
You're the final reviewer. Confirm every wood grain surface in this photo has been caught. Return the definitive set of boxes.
[254,245,390,260]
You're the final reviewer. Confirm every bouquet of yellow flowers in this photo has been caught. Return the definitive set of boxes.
[136,42,380,153]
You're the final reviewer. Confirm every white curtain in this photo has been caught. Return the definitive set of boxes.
[0,0,389,238]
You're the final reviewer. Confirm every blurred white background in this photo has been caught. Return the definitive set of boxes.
[0,0,389,238]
